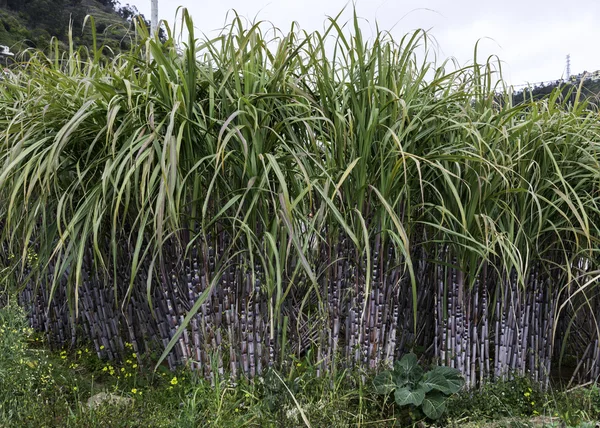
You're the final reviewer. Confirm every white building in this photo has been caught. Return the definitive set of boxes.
[0,45,13,57]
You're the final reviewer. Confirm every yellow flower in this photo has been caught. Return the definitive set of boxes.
[132,353,137,358]
[73,386,78,391]
[131,388,137,394]
[133,364,138,369]
[100,345,105,350]
[170,377,178,385]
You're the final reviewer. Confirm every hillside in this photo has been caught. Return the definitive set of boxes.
[0,0,147,54]
[513,73,600,105]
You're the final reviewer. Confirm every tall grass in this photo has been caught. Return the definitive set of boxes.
[1,9,600,387]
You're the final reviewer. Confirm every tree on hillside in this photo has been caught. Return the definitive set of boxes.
[2,0,85,37]
[0,0,165,51]
[24,0,68,35]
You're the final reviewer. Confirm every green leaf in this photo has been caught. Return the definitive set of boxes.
[395,353,423,383]
[428,366,465,394]
[419,371,450,394]
[393,360,407,378]
[153,267,222,371]
[373,370,396,395]
[397,353,418,372]
[394,386,425,407]
[422,391,447,420]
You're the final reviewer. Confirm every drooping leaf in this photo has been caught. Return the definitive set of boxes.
[419,370,450,394]
[422,391,447,420]
[428,366,465,394]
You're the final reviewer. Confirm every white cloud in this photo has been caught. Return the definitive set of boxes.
[127,0,600,85]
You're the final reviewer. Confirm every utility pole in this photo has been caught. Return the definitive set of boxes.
[566,54,571,80]
[150,0,158,38]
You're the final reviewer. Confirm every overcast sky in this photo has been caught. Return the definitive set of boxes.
[126,0,600,86]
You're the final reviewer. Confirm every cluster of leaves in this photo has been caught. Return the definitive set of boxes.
[446,376,546,423]
[177,365,394,427]
[373,353,465,420]
[444,376,600,427]
[553,383,600,427]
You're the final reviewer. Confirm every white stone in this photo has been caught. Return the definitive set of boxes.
[87,392,133,409]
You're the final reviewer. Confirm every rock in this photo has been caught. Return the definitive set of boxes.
[87,392,133,409]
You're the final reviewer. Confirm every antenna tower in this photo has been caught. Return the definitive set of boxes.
[566,54,571,80]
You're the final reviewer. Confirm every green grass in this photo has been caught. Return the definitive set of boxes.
[1,300,600,427]
[0,299,389,427]
[0,298,183,427]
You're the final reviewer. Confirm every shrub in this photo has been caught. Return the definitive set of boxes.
[446,376,546,422]
[373,353,465,420]
[0,300,57,423]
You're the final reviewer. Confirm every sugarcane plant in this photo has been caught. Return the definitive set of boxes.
[0,6,599,389]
